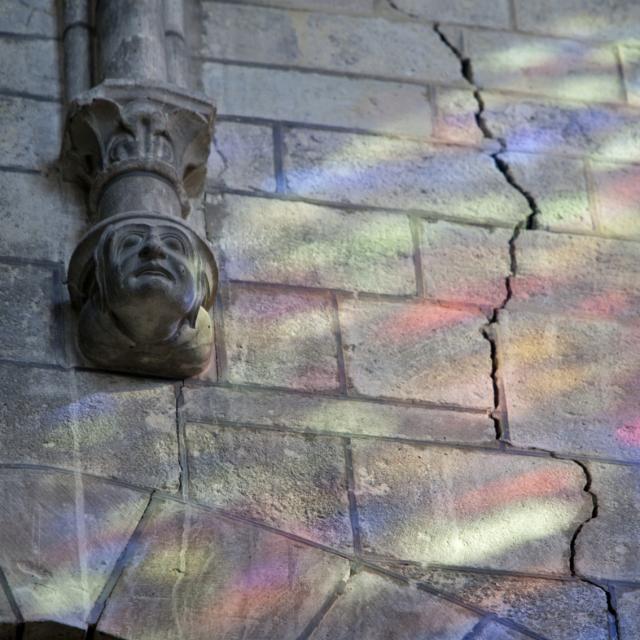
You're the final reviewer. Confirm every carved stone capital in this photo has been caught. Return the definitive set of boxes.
[62,81,215,218]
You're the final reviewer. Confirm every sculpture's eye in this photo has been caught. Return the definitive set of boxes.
[121,233,143,251]
[162,233,186,254]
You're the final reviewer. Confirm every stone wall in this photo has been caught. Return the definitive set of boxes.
[0,0,639,638]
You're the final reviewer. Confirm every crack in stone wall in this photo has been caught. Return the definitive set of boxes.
[433,23,621,637]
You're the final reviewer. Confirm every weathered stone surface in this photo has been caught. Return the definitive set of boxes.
[339,298,492,408]
[0,262,59,364]
[0,171,86,262]
[183,385,495,444]
[207,121,276,192]
[0,97,62,169]
[473,622,533,640]
[0,469,149,633]
[432,87,485,147]
[97,498,351,640]
[309,571,480,639]
[620,45,640,106]
[187,423,352,548]
[618,588,640,640]
[230,0,374,12]
[202,62,432,137]
[591,161,640,239]
[420,220,511,307]
[208,194,415,294]
[0,38,60,98]
[391,0,511,28]
[442,26,623,103]
[502,152,593,232]
[202,4,462,84]
[284,129,527,224]
[576,462,640,581]
[352,441,590,573]
[513,0,640,40]
[412,569,609,640]
[0,0,56,36]
[0,364,180,491]
[511,230,640,320]
[484,93,640,162]
[224,285,340,391]
[499,310,640,462]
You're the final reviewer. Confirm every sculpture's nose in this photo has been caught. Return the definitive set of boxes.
[139,233,167,259]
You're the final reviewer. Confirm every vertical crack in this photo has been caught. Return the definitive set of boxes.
[434,23,542,444]
[568,460,621,639]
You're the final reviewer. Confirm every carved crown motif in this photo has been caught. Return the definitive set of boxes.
[61,81,216,217]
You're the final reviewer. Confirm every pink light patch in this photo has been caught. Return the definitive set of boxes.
[616,420,640,447]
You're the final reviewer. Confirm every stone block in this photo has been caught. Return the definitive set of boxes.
[202,4,463,84]
[510,230,640,321]
[499,309,640,462]
[0,468,149,632]
[0,97,62,170]
[502,152,593,232]
[412,568,609,640]
[0,364,180,491]
[207,121,276,193]
[576,462,640,581]
[442,26,623,103]
[202,62,432,137]
[391,0,511,28]
[183,385,496,445]
[0,171,86,262]
[473,623,534,640]
[432,87,485,147]
[591,161,640,239]
[224,285,340,391]
[620,45,640,106]
[208,194,415,294]
[420,220,511,307]
[0,0,56,36]
[309,571,480,640]
[284,129,527,225]
[351,441,591,573]
[618,588,640,640]
[0,262,59,364]
[339,298,492,408]
[227,0,375,12]
[97,498,350,640]
[187,423,352,548]
[513,0,640,41]
[484,92,640,162]
[0,38,60,98]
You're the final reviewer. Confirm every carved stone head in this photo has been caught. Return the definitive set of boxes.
[69,213,217,377]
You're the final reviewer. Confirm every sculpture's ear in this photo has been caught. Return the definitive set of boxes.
[94,225,115,313]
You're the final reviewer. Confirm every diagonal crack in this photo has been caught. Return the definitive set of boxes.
[434,23,542,443]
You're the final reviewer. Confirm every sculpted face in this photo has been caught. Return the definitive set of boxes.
[95,220,206,343]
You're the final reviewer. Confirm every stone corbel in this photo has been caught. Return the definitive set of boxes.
[62,1,218,378]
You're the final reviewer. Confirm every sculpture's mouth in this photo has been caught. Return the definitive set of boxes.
[135,265,174,281]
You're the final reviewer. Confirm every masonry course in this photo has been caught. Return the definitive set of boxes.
[283,129,526,224]
[208,193,416,294]
[186,422,352,549]
[351,441,591,574]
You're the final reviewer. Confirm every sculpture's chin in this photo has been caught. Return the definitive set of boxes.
[78,303,213,378]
